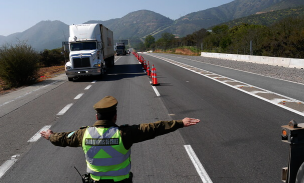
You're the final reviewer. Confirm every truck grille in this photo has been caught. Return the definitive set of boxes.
[73,57,90,68]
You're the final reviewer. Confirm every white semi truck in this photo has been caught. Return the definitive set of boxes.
[65,24,115,81]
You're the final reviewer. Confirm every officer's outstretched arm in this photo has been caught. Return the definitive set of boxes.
[182,118,200,127]
[40,129,54,140]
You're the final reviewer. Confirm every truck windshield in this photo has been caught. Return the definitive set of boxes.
[116,46,125,49]
[70,42,96,51]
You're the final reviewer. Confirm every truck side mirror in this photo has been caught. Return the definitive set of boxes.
[281,120,304,182]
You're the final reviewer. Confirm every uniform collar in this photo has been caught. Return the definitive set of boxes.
[93,120,118,127]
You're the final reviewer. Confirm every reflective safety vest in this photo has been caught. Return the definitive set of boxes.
[82,126,131,181]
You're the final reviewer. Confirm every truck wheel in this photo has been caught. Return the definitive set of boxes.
[68,77,73,81]
[296,162,304,183]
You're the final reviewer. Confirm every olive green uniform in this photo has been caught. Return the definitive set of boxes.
[48,96,185,182]
[49,119,184,149]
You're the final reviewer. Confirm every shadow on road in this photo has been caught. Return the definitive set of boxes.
[72,63,146,82]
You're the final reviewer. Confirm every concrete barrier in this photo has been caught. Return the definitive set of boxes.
[201,52,304,69]
[289,59,304,69]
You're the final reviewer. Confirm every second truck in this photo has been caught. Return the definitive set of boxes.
[115,42,127,56]
[65,24,115,81]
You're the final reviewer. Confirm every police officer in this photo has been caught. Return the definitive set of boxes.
[40,96,200,183]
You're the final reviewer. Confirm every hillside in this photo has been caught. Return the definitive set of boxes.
[261,0,304,12]
[169,0,304,37]
[1,20,68,51]
[1,0,304,50]
[220,5,304,28]
[85,10,174,40]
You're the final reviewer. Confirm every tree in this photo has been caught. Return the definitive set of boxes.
[157,32,175,50]
[144,35,155,50]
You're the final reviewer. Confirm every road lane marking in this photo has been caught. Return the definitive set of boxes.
[27,125,52,142]
[57,103,73,115]
[152,86,160,96]
[184,145,213,183]
[92,80,96,83]
[115,56,122,63]
[146,54,304,117]
[0,154,20,179]
[149,81,161,96]
[0,81,59,108]
[175,55,304,86]
[74,93,84,100]
[84,85,92,90]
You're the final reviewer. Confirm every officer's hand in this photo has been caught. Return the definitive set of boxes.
[40,129,54,140]
[182,118,200,127]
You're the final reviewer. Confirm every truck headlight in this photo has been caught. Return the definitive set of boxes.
[93,64,101,68]
[66,66,72,70]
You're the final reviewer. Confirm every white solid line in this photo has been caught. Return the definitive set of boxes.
[184,145,213,183]
[0,154,20,179]
[151,85,160,96]
[85,85,92,90]
[57,103,73,115]
[27,125,52,142]
[74,93,84,100]
[148,54,304,117]
[0,81,59,108]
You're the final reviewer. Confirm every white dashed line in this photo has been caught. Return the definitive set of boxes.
[147,54,304,117]
[74,93,84,100]
[85,85,92,90]
[0,154,20,179]
[57,103,73,115]
[27,125,52,142]
[184,145,213,183]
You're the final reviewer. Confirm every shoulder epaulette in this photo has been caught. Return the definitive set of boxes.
[80,126,89,129]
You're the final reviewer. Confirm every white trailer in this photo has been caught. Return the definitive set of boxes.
[65,24,115,81]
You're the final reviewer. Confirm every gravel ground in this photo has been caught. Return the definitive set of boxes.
[178,55,304,85]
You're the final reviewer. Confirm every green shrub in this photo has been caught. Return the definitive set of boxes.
[39,48,65,67]
[0,42,39,87]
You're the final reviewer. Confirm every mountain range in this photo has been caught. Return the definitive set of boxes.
[0,0,303,51]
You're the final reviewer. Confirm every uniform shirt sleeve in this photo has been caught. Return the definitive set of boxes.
[120,120,184,149]
[49,128,86,147]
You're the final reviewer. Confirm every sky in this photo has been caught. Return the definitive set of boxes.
[0,0,234,36]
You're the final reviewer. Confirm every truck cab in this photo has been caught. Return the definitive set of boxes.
[115,42,126,56]
[65,24,114,81]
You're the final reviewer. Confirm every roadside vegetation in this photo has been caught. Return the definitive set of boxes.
[0,42,65,94]
[137,15,304,59]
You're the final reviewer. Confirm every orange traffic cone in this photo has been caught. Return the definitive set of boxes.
[151,66,160,86]
[147,61,150,76]
[150,64,154,78]
[143,60,145,70]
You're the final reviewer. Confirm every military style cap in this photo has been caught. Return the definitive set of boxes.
[93,96,118,113]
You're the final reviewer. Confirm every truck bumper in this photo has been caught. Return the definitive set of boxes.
[65,68,101,78]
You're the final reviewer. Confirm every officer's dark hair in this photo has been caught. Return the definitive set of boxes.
[97,111,117,120]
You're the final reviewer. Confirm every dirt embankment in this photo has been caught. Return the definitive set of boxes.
[154,48,200,56]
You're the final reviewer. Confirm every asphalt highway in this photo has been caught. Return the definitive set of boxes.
[0,53,303,183]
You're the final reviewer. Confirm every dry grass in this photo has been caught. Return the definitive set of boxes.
[0,65,65,95]
[154,48,200,56]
